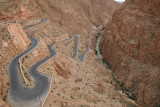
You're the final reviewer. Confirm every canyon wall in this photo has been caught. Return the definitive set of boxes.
[0,0,120,35]
[100,0,160,107]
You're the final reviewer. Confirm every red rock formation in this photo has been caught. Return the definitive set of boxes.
[0,12,13,21]
[101,0,160,107]
[31,0,120,34]
[7,23,31,50]
[76,0,120,25]
[54,60,70,79]
[0,6,37,21]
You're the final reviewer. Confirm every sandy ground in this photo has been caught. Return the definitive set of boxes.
[39,35,128,107]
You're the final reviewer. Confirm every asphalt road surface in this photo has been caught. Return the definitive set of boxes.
[78,44,90,62]
[8,36,51,106]
[72,35,79,59]
[8,35,80,106]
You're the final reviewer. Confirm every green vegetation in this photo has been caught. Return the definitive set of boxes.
[2,28,5,32]
[114,82,137,101]
[100,49,102,54]
[98,32,101,36]
[3,95,6,101]
[25,55,28,58]
[23,72,31,83]
[95,26,137,101]
[29,43,32,46]
[78,87,80,90]
[155,104,160,107]
[57,93,60,96]
[95,34,100,40]
[95,27,105,40]
[102,59,111,69]
[22,58,24,64]
[114,87,119,91]
[119,82,137,101]
[95,31,102,40]
[70,95,74,99]
[81,105,90,107]
[128,93,137,101]
[22,66,24,71]
[102,27,105,31]
[96,50,98,55]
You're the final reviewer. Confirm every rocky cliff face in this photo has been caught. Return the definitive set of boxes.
[7,23,31,50]
[0,0,120,33]
[101,0,160,106]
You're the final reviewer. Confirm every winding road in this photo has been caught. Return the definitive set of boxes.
[8,35,81,107]
[8,18,91,106]
[8,36,52,107]
[53,35,90,62]
[78,28,97,62]
[78,44,90,62]
[72,35,79,59]
[25,18,88,62]
[24,19,48,31]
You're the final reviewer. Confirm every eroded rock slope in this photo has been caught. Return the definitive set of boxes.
[100,0,160,106]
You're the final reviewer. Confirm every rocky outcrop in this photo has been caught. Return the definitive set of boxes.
[7,23,31,50]
[0,6,36,21]
[54,59,70,79]
[76,0,120,25]
[101,0,160,107]
[0,100,9,107]
[29,0,120,36]
[0,0,120,31]
[0,12,13,21]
